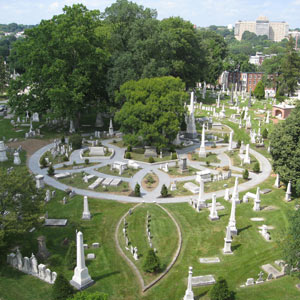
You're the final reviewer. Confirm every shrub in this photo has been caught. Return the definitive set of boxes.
[171,152,177,160]
[113,139,117,143]
[160,184,168,197]
[125,152,131,159]
[206,161,210,166]
[48,165,55,176]
[63,156,68,162]
[134,183,141,197]
[84,158,89,165]
[127,145,132,152]
[243,169,249,180]
[262,128,268,139]
[73,161,77,166]
[223,134,229,143]
[237,140,241,148]
[142,249,160,273]
[146,175,155,185]
[61,136,65,144]
[69,134,82,150]
[65,241,76,270]
[210,277,233,300]
[48,254,62,267]
[211,142,216,148]
[52,273,74,300]
[253,162,260,173]
[148,156,154,163]
[68,291,109,300]
[40,156,48,168]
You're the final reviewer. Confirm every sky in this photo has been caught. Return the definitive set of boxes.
[1,0,300,29]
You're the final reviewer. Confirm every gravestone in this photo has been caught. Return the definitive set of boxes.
[37,236,50,260]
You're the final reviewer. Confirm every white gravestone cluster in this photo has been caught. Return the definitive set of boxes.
[7,249,57,284]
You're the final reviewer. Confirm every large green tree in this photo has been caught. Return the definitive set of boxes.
[253,80,265,99]
[0,167,43,253]
[279,37,300,96]
[196,30,228,84]
[0,56,7,92]
[270,104,300,186]
[115,76,186,148]
[9,4,109,126]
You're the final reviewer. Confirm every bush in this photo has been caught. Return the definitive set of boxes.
[113,139,117,143]
[61,136,65,144]
[65,241,76,270]
[237,140,241,148]
[127,145,132,152]
[206,161,210,166]
[223,134,229,143]
[63,156,68,162]
[146,175,155,185]
[142,249,160,273]
[134,183,141,197]
[148,156,154,163]
[262,128,268,139]
[160,184,168,197]
[48,165,55,176]
[85,158,89,165]
[125,152,131,159]
[253,162,260,173]
[69,134,82,150]
[40,156,48,168]
[243,169,249,180]
[211,142,216,148]
[68,291,108,300]
[210,277,233,300]
[47,254,62,267]
[171,152,177,160]
[52,273,74,300]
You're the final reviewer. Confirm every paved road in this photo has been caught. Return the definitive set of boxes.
[28,136,272,204]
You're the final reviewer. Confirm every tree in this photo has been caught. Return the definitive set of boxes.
[280,37,300,96]
[68,292,108,300]
[69,134,82,150]
[270,104,300,186]
[210,277,233,300]
[0,56,7,92]
[115,76,186,148]
[160,184,168,197]
[134,183,141,197]
[9,4,109,126]
[282,208,300,275]
[52,273,74,300]
[262,128,268,139]
[243,169,249,180]
[197,30,228,84]
[253,162,260,173]
[48,165,55,176]
[142,249,160,273]
[253,81,265,99]
[0,167,43,252]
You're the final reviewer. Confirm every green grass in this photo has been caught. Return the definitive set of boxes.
[96,165,140,178]
[0,118,28,140]
[0,150,26,168]
[40,150,69,166]
[59,173,132,195]
[56,162,100,170]
[190,152,221,164]
[163,166,199,177]
[129,152,174,163]
[226,150,259,171]
[118,204,178,285]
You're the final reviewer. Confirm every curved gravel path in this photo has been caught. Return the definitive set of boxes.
[28,136,272,203]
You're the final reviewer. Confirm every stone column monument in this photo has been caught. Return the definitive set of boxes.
[183,266,194,300]
[199,126,206,158]
[82,196,91,220]
[70,231,94,290]
[0,141,8,162]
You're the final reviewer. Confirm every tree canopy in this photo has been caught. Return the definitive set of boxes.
[115,76,186,148]
[270,104,300,186]
[0,167,43,253]
[8,4,110,124]
[253,81,265,99]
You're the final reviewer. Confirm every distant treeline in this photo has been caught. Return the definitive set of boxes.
[0,23,35,33]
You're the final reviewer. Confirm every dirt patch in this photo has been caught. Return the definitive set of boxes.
[7,138,53,159]
[142,173,159,191]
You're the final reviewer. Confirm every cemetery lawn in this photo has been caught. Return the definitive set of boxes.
[96,165,140,178]
[110,140,126,148]
[59,173,132,195]
[40,150,69,166]
[56,162,100,170]
[164,166,199,177]
[0,149,26,168]
[117,204,178,285]
[190,152,221,164]
[226,150,259,171]
[0,118,28,140]
[128,152,174,163]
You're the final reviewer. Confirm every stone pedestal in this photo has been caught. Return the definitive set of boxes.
[183,266,194,300]
[199,126,206,158]
[0,141,8,162]
[70,231,94,290]
[209,194,219,221]
[223,226,233,254]
[37,236,50,260]
[82,196,91,220]
[285,181,292,202]
[36,175,45,189]
[13,152,21,165]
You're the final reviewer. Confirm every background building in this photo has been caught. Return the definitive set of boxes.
[235,16,289,42]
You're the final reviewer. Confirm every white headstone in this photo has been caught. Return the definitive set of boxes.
[209,194,219,221]
[82,196,91,220]
[0,141,8,162]
[199,126,206,158]
[183,266,194,300]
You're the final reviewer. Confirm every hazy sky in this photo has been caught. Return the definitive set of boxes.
[1,0,300,28]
